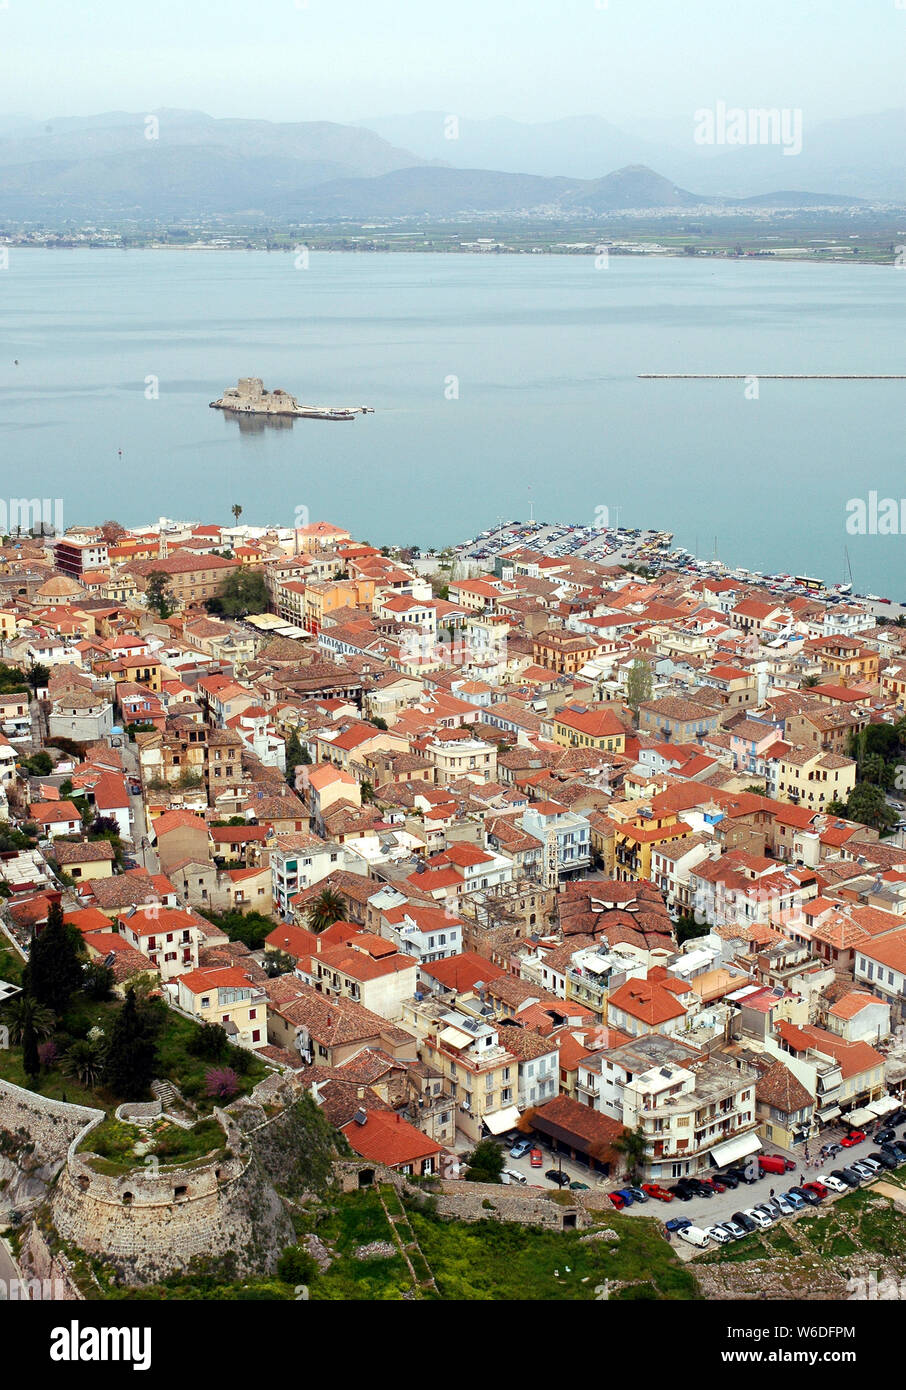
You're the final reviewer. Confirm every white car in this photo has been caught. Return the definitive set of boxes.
[819,1174,848,1194]
[721,1220,747,1241]
[857,1158,881,1175]
[704,1225,731,1245]
[677,1225,711,1249]
[744,1208,772,1230]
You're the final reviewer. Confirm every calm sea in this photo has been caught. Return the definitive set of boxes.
[1,248,905,593]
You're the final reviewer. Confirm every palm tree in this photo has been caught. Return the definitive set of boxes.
[306,887,346,934]
[61,1039,104,1088]
[613,1123,648,1182]
[3,995,55,1044]
[360,779,375,805]
[231,503,243,525]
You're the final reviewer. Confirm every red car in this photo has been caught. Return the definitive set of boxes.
[641,1183,673,1202]
[841,1130,866,1148]
[529,1148,543,1168]
[803,1181,829,1200]
[702,1177,726,1194]
[608,1192,627,1210]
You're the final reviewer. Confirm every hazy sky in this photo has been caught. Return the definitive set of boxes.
[1,0,904,126]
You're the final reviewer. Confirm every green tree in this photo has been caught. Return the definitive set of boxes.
[207,566,268,618]
[625,659,653,724]
[613,1123,648,1181]
[102,988,158,1099]
[26,662,50,695]
[3,994,55,1044]
[22,903,85,1014]
[277,1246,318,1285]
[840,782,898,832]
[82,963,114,1001]
[285,730,306,786]
[145,570,174,619]
[675,911,710,946]
[187,1022,229,1060]
[360,779,375,804]
[306,887,346,934]
[62,1038,104,1087]
[462,1139,504,1184]
[22,1018,39,1081]
[231,503,243,525]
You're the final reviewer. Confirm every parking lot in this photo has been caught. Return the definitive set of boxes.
[484,1119,906,1250]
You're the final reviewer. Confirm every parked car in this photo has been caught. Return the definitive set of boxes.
[727,1164,758,1185]
[701,1177,726,1194]
[665,1217,692,1233]
[704,1225,732,1245]
[841,1130,867,1148]
[677,1225,711,1249]
[509,1138,532,1159]
[608,1192,627,1210]
[642,1183,673,1202]
[718,1169,740,1189]
[626,1186,648,1202]
[529,1148,543,1168]
[875,1129,897,1147]
[546,1170,571,1187]
[887,1141,906,1161]
[668,1184,693,1202]
[721,1220,747,1241]
[744,1207,772,1230]
[570,1180,590,1191]
[850,1161,875,1181]
[859,1157,882,1174]
[773,1194,795,1216]
[502,1168,527,1185]
[732,1210,758,1233]
[682,1178,712,1199]
[830,1167,862,1188]
[803,1181,829,1200]
[759,1154,796,1176]
[818,1174,848,1194]
[886,1109,906,1128]
[783,1188,806,1209]
[822,1142,843,1159]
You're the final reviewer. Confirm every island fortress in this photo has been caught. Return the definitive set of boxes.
[210,377,373,421]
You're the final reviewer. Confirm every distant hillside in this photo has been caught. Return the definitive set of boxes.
[0,108,864,221]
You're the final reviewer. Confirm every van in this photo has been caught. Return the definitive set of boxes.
[676,1225,710,1249]
[502,1168,527,1185]
[758,1154,792,1176]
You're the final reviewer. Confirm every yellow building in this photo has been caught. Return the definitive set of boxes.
[552,705,627,753]
[775,746,856,811]
[176,966,267,1048]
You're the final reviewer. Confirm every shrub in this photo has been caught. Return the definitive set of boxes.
[276,1246,318,1285]
[205,1068,240,1101]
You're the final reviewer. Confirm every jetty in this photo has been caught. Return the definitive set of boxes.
[210,377,374,421]
[639,374,906,381]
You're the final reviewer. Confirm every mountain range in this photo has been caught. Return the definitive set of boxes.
[0,107,888,223]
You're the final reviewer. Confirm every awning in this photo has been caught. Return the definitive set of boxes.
[709,1131,762,1167]
[483,1105,521,1136]
[817,1105,841,1122]
[869,1096,898,1117]
[844,1107,876,1128]
[438,1026,472,1049]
